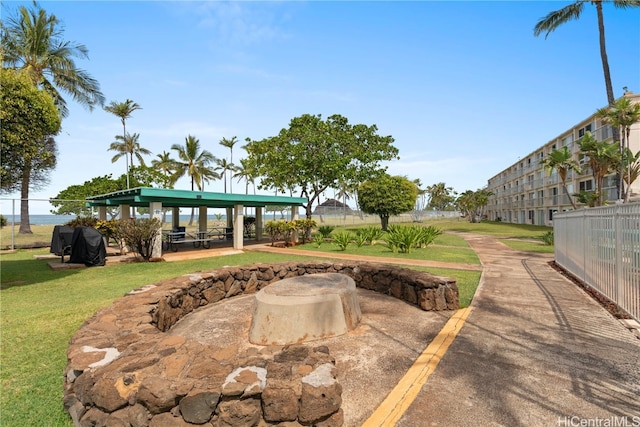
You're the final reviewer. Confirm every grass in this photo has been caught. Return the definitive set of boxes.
[0,219,552,426]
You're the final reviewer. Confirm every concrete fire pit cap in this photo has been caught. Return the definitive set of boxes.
[249,273,362,346]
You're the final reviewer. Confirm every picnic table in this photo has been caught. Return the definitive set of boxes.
[161,227,232,252]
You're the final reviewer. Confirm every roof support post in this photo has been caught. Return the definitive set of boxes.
[98,206,107,221]
[172,207,180,229]
[198,206,208,234]
[120,204,130,220]
[233,204,244,250]
[255,207,263,241]
[150,201,163,259]
[291,205,299,244]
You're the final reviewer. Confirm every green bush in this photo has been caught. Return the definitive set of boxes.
[0,214,6,228]
[65,216,97,228]
[317,225,335,239]
[313,233,324,247]
[416,225,443,248]
[293,218,317,244]
[353,231,367,248]
[384,225,441,254]
[332,231,354,251]
[265,220,297,246]
[116,218,162,261]
[541,231,554,246]
[358,225,384,245]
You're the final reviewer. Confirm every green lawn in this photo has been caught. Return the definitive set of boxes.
[0,219,552,426]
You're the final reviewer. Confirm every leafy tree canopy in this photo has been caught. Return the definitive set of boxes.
[0,68,61,193]
[244,114,399,219]
[357,174,418,230]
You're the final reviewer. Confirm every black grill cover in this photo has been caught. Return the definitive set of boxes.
[68,226,106,266]
[50,225,74,256]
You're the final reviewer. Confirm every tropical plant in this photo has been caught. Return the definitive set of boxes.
[293,218,317,244]
[0,214,6,228]
[357,226,385,245]
[151,151,178,185]
[171,135,217,224]
[332,231,354,251]
[313,233,324,247]
[541,231,554,246]
[540,146,582,209]
[534,0,640,107]
[358,174,418,230]
[384,225,423,254]
[108,132,151,185]
[50,174,121,217]
[577,131,620,206]
[1,3,105,117]
[317,225,335,239]
[214,158,235,193]
[219,136,238,193]
[233,159,256,195]
[456,189,494,223]
[353,230,368,248]
[1,3,103,234]
[104,99,142,188]
[426,182,456,215]
[596,96,640,201]
[416,225,443,248]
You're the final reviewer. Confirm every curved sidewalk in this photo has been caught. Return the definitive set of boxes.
[398,234,640,426]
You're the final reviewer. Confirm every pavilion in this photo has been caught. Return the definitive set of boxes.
[86,187,307,258]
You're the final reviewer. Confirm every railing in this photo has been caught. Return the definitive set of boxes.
[554,203,640,321]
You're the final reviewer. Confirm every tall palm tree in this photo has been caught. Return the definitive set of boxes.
[2,3,104,233]
[540,146,582,210]
[104,99,141,188]
[534,1,640,107]
[108,132,151,182]
[577,131,620,206]
[596,96,640,201]
[219,136,238,192]
[214,158,235,193]
[1,3,105,117]
[233,160,256,195]
[171,135,217,224]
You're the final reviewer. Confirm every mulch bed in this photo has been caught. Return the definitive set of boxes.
[549,261,632,320]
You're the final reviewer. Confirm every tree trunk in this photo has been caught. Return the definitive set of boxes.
[380,215,389,231]
[596,1,614,106]
[19,160,33,234]
[561,182,577,210]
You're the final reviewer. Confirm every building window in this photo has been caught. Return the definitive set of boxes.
[579,180,594,192]
[578,123,593,138]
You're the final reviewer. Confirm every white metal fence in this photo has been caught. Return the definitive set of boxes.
[554,203,640,321]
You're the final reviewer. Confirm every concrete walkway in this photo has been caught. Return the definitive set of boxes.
[397,234,640,426]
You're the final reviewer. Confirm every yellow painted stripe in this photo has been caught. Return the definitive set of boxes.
[361,307,472,427]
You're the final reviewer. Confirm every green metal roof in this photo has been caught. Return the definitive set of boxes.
[86,187,307,209]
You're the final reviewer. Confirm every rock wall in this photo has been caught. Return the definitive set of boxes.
[64,261,458,426]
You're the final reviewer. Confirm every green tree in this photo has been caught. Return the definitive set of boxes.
[577,131,620,206]
[233,159,256,195]
[534,0,640,107]
[50,175,121,217]
[151,151,178,185]
[2,3,103,233]
[1,2,105,117]
[171,135,217,224]
[456,189,494,223]
[214,157,235,193]
[540,146,582,210]
[104,99,142,188]
[426,182,456,214]
[0,69,61,233]
[219,136,238,193]
[108,132,152,181]
[596,96,640,201]
[357,174,418,230]
[244,114,399,220]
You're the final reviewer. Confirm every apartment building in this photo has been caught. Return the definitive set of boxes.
[486,91,640,226]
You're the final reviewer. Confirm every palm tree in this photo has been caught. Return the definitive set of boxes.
[596,96,640,201]
[426,182,455,215]
[214,158,235,193]
[2,3,104,233]
[1,3,105,117]
[219,136,238,192]
[621,148,640,200]
[577,131,620,206]
[171,135,217,224]
[540,146,582,210]
[108,132,152,182]
[233,160,256,195]
[104,99,142,188]
[534,1,640,107]
[151,151,178,185]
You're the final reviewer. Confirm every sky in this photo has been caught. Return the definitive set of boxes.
[2,0,639,215]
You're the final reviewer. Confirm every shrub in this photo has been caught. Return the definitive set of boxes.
[293,218,317,244]
[384,225,420,253]
[313,233,324,247]
[95,219,119,243]
[353,231,367,248]
[0,214,6,228]
[417,225,443,248]
[116,218,162,262]
[317,225,335,239]
[265,220,297,246]
[332,231,354,251]
[65,216,97,228]
[541,231,554,246]
[358,226,384,245]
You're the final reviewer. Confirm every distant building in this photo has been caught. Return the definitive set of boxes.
[485,91,640,226]
[313,198,354,216]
